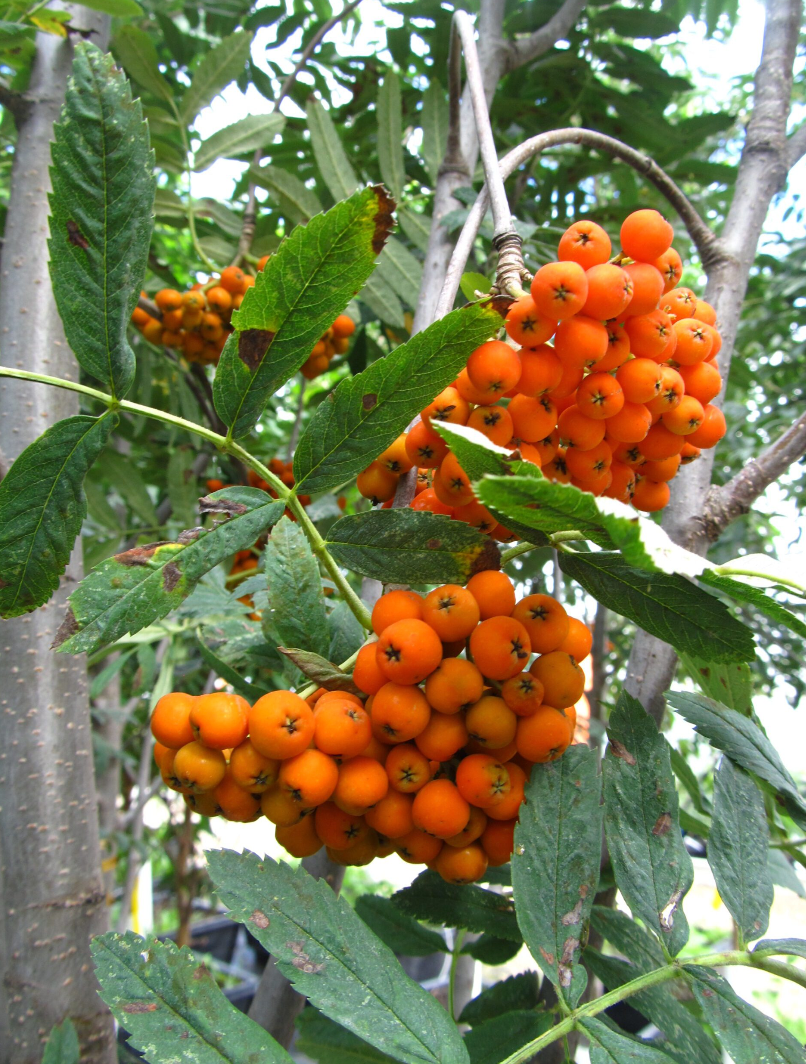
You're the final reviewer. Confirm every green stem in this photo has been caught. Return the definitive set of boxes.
[448,929,465,1020]
[750,956,806,992]
[712,564,806,597]
[500,541,535,565]
[0,366,114,404]
[501,530,587,566]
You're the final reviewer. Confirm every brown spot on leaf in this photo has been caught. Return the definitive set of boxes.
[163,562,182,593]
[52,606,79,649]
[480,294,514,319]
[558,936,578,987]
[610,739,636,766]
[362,393,378,410]
[427,538,441,550]
[660,889,684,931]
[470,538,502,577]
[66,219,88,249]
[698,667,711,679]
[539,947,555,966]
[193,964,208,980]
[652,812,672,837]
[251,910,270,929]
[238,328,275,371]
[0,577,8,588]
[199,494,249,517]
[121,1002,157,1014]
[370,184,396,255]
[561,900,584,926]
[114,543,169,566]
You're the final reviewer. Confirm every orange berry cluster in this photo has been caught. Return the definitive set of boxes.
[301,314,356,380]
[151,570,591,883]
[206,461,312,510]
[357,209,725,519]
[131,264,257,365]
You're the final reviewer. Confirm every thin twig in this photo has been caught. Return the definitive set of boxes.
[505,0,588,71]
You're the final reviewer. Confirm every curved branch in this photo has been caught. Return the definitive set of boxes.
[786,122,806,170]
[436,127,718,319]
[505,0,588,71]
[702,409,806,539]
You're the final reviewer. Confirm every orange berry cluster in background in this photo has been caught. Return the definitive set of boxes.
[206,460,312,513]
[151,571,591,883]
[301,314,356,379]
[358,208,725,519]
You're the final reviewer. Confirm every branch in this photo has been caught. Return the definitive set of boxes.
[703,409,806,538]
[786,122,806,170]
[505,0,587,71]
[435,126,717,318]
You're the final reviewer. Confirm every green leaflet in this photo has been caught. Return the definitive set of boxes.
[559,550,756,663]
[355,895,447,956]
[376,236,423,309]
[602,692,694,956]
[91,932,293,1064]
[459,973,539,1026]
[0,413,115,617]
[49,43,154,397]
[377,71,405,199]
[699,569,806,640]
[306,97,359,200]
[112,25,174,105]
[213,185,394,438]
[276,648,362,696]
[512,746,602,1007]
[580,1018,679,1064]
[324,510,501,585]
[678,654,753,714]
[293,301,504,495]
[41,1019,80,1064]
[464,1012,554,1064]
[55,489,284,655]
[296,1010,397,1064]
[392,871,521,941]
[263,515,330,659]
[421,79,448,183]
[207,851,468,1064]
[248,163,322,223]
[180,30,253,124]
[194,113,286,171]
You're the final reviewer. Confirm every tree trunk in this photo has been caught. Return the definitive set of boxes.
[0,8,115,1063]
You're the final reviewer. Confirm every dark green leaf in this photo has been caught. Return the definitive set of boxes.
[768,848,806,898]
[361,270,407,327]
[195,113,285,170]
[602,691,694,956]
[460,934,520,964]
[392,871,521,941]
[459,973,539,1026]
[377,72,405,199]
[589,906,666,971]
[112,25,173,104]
[678,654,753,715]
[295,1009,397,1064]
[559,551,756,663]
[91,931,292,1063]
[56,489,284,655]
[512,745,602,1007]
[665,692,806,830]
[166,448,197,529]
[42,1019,80,1064]
[580,1018,679,1064]
[325,510,501,586]
[754,938,806,960]
[584,950,721,1064]
[421,79,448,183]
[669,747,711,816]
[464,1011,553,1064]
[293,301,504,496]
[328,600,366,666]
[207,851,469,1064]
[249,163,322,223]
[196,629,270,701]
[307,98,359,200]
[49,43,153,397]
[686,965,806,1064]
[180,30,252,124]
[264,515,329,659]
[0,414,115,618]
[355,895,447,956]
[700,570,806,640]
[709,756,773,942]
[75,0,143,13]
[277,648,362,696]
[590,8,681,37]
[213,185,393,438]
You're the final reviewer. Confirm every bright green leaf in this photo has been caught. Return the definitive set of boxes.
[293,300,504,495]
[355,895,447,956]
[181,30,252,124]
[392,870,521,941]
[194,113,285,171]
[512,746,602,1007]
[460,272,492,301]
[42,1019,80,1064]
[361,269,407,327]
[377,71,405,199]
[49,43,154,397]
[678,654,753,715]
[399,207,432,252]
[306,98,359,201]
[249,163,322,223]
[602,691,694,956]
[0,414,115,618]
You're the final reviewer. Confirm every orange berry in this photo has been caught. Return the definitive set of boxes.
[385,743,433,793]
[679,362,722,405]
[433,453,474,507]
[333,756,389,814]
[693,299,717,326]
[276,816,322,858]
[214,772,261,821]
[566,439,612,482]
[641,454,681,482]
[466,403,514,447]
[444,804,488,848]
[653,247,683,293]
[421,385,470,428]
[576,373,624,420]
[623,262,664,317]
[640,422,686,461]
[372,589,424,636]
[173,741,227,793]
[517,344,563,396]
[455,753,511,808]
[397,829,443,863]
[151,692,196,749]
[501,672,545,717]
[455,366,497,406]
[206,285,232,314]
[377,434,415,475]
[672,318,713,365]
[189,692,249,750]
[314,698,372,759]
[511,593,570,654]
[553,315,610,367]
[332,314,356,338]
[604,460,637,503]
[357,461,398,504]
[219,266,247,295]
[415,710,468,761]
[484,761,527,820]
[624,309,673,361]
[662,393,705,436]
[686,404,726,448]
[558,220,611,270]
[435,842,488,883]
[597,323,632,372]
[422,584,480,642]
[632,477,671,512]
[604,401,652,444]
[453,498,497,535]
[466,570,516,619]
[372,683,431,743]
[465,693,518,749]
[516,707,573,763]
[469,617,531,681]
[376,618,443,685]
[365,790,415,838]
[424,658,484,715]
[530,651,585,709]
[620,209,674,262]
[155,288,183,312]
[548,359,585,401]
[412,779,470,839]
[229,738,279,793]
[481,818,516,865]
[617,357,663,403]
[353,641,387,695]
[505,295,557,347]
[467,340,522,399]
[558,617,593,663]
[314,802,367,849]
[405,419,449,469]
[661,287,697,322]
[410,486,453,516]
[583,264,634,321]
[558,406,607,450]
[248,691,315,760]
[531,260,589,320]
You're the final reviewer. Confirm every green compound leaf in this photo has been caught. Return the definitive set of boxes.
[459,973,539,1026]
[293,300,504,496]
[391,871,521,942]
[477,475,613,547]
[666,691,806,831]
[55,489,284,655]
[91,931,292,1064]
[580,1018,679,1064]
[112,25,174,105]
[207,850,468,1064]
[194,113,285,171]
[686,965,806,1064]
[49,42,154,398]
[296,1009,397,1064]
[306,97,359,201]
[589,906,666,970]
[213,185,394,439]
[180,29,253,124]
[559,551,756,664]
[42,1019,80,1064]
[263,514,329,659]
[512,745,602,1008]
[602,691,694,956]
[678,654,753,715]
[584,950,721,1064]
[699,569,806,640]
[709,756,774,943]
[355,895,447,956]
[377,71,405,200]
[0,413,115,618]
[324,510,501,586]
[464,1012,554,1064]
[249,163,322,223]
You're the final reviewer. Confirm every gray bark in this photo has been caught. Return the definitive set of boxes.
[0,8,115,1063]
